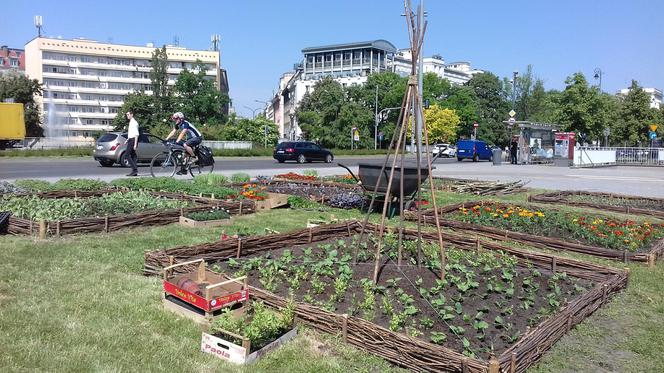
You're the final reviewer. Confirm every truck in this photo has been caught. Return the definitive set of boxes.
[0,102,26,149]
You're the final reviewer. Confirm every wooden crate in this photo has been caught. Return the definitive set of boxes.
[162,259,249,325]
[179,216,232,228]
[254,192,289,211]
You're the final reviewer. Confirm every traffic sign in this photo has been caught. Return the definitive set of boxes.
[508,117,516,124]
[473,122,479,128]
[509,110,516,118]
[649,131,657,140]
[649,124,658,132]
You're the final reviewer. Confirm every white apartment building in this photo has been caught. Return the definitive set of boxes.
[266,40,483,139]
[617,87,662,109]
[25,37,220,138]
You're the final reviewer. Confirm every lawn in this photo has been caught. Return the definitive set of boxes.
[0,197,662,372]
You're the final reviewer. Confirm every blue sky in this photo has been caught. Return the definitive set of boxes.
[2,0,663,117]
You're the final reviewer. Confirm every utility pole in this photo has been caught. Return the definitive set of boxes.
[374,86,379,150]
[511,70,518,113]
[415,0,424,157]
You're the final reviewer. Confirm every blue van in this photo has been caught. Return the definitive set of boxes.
[456,139,493,162]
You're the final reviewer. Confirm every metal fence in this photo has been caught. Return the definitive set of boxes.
[202,140,253,150]
[574,146,664,167]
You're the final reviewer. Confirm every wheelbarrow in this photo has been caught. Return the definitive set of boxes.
[338,162,433,217]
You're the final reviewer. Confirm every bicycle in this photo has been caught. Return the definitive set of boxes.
[150,140,214,178]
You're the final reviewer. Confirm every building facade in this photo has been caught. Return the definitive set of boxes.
[0,46,26,74]
[24,37,220,138]
[617,87,662,109]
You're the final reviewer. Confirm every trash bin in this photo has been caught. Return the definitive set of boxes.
[492,149,502,165]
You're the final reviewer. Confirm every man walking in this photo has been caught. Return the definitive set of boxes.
[125,110,139,176]
[510,136,518,165]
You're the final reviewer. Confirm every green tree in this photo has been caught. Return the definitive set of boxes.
[173,62,229,125]
[0,71,43,137]
[557,73,606,143]
[614,80,658,145]
[424,104,460,143]
[466,72,510,146]
[221,116,279,146]
[423,72,452,104]
[150,46,170,116]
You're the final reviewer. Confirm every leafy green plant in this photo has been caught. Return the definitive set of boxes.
[185,208,230,221]
[302,169,319,178]
[13,179,51,192]
[51,178,108,191]
[230,172,251,183]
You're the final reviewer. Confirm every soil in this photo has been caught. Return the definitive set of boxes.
[265,181,363,201]
[212,235,592,360]
[568,195,664,212]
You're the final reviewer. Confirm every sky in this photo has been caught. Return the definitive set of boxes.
[2,0,663,118]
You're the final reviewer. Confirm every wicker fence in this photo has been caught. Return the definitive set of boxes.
[143,220,627,373]
[5,189,255,237]
[408,201,664,265]
[529,190,664,220]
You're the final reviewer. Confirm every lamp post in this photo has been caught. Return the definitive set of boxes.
[593,68,603,91]
[243,105,261,119]
[511,70,519,113]
[255,100,269,147]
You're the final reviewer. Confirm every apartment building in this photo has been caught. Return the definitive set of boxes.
[24,37,220,138]
[0,45,26,74]
[617,87,663,109]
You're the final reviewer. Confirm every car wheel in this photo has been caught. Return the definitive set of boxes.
[457,157,463,162]
[297,154,306,164]
[277,159,285,163]
[472,154,479,162]
[325,154,333,163]
[98,159,114,167]
[119,152,130,168]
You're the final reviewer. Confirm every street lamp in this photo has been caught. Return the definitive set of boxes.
[243,105,261,119]
[593,68,603,91]
[511,70,519,112]
[255,100,270,147]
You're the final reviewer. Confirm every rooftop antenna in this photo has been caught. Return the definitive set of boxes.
[173,35,179,46]
[211,34,220,51]
[34,15,43,37]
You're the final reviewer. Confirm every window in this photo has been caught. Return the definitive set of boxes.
[10,59,18,67]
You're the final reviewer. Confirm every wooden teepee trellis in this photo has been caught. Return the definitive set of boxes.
[355,0,446,284]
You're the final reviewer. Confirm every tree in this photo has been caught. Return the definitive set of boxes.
[515,65,534,121]
[297,77,347,147]
[150,46,170,113]
[614,80,658,145]
[423,72,452,104]
[221,116,279,146]
[0,71,43,136]
[466,72,510,146]
[440,86,479,139]
[424,104,460,143]
[557,73,606,143]
[173,62,229,125]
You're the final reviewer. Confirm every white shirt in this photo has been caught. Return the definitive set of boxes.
[127,117,139,139]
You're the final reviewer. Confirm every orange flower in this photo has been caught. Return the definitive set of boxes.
[614,230,623,236]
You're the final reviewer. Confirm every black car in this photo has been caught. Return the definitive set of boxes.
[273,141,334,163]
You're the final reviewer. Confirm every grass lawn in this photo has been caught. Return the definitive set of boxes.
[0,198,663,372]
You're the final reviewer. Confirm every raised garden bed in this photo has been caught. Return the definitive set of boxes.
[529,190,664,220]
[2,190,253,237]
[410,200,664,265]
[144,221,627,373]
[263,180,364,209]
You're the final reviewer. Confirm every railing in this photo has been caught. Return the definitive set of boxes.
[574,146,664,167]
[202,140,252,150]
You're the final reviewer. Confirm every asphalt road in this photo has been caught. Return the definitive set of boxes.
[1,156,663,198]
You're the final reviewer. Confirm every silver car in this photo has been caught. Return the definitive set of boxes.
[93,132,167,167]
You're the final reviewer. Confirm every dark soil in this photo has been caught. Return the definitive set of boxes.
[265,181,363,201]
[568,195,664,212]
[212,235,592,360]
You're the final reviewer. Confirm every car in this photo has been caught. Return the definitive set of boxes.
[455,139,494,162]
[93,132,168,167]
[431,143,456,158]
[273,141,334,163]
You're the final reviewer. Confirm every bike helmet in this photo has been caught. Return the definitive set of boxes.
[171,112,184,120]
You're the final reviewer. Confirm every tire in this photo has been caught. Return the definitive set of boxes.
[457,157,463,162]
[472,154,479,162]
[119,152,130,168]
[189,157,215,177]
[98,159,114,167]
[297,154,306,164]
[277,159,285,163]
[325,154,333,163]
[150,151,179,177]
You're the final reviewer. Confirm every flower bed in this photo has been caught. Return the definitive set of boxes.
[144,221,627,373]
[529,190,664,220]
[411,200,664,264]
[264,180,364,209]
[3,190,253,237]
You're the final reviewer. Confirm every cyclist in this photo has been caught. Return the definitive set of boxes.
[165,112,203,171]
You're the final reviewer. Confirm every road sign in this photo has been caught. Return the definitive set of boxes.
[353,129,360,141]
[378,131,384,141]
[508,117,516,124]
[603,127,611,136]
[509,110,516,118]
[649,124,658,132]
[473,122,479,128]
[649,131,657,140]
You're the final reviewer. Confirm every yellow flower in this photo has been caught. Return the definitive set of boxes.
[503,214,510,218]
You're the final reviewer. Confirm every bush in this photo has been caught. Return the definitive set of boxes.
[230,173,251,184]
[14,179,51,192]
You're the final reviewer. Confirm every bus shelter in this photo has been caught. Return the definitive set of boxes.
[503,121,561,164]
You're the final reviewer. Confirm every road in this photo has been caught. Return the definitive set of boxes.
[1,156,663,198]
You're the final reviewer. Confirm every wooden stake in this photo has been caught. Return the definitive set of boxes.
[197,261,206,282]
[104,215,110,233]
[551,256,557,273]
[510,352,517,373]
[475,236,481,252]
[602,283,608,302]
[236,238,243,258]
[55,221,61,237]
[461,358,468,373]
[29,220,33,236]
[488,358,500,373]
[648,253,655,267]
[566,313,573,332]
[38,220,47,239]
[308,228,313,243]
[341,313,348,342]
[239,201,243,216]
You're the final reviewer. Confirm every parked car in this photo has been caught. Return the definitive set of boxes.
[273,141,334,163]
[432,143,456,158]
[456,139,494,162]
[93,132,168,167]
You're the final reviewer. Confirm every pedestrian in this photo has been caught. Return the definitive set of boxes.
[125,110,139,176]
[510,137,518,164]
